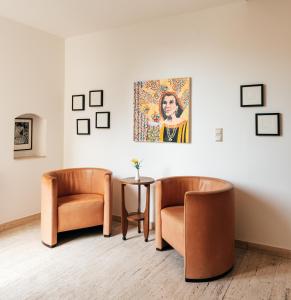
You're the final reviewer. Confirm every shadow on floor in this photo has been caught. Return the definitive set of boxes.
[56,222,139,245]
[57,225,104,246]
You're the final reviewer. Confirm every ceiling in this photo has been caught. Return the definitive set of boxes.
[0,0,242,38]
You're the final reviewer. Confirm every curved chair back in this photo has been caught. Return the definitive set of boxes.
[157,176,232,209]
[43,168,111,196]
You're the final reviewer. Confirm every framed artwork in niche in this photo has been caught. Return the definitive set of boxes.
[255,113,281,136]
[72,94,85,111]
[89,90,103,107]
[134,77,191,143]
[240,84,264,107]
[14,118,33,151]
[96,112,110,128]
[77,119,90,135]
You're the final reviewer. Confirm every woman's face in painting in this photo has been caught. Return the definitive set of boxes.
[162,95,177,118]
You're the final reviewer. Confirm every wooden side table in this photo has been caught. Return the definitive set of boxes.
[121,177,155,242]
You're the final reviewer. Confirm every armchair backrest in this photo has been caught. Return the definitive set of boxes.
[197,177,232,193]
[157,176,232,209]
[43,168,112,196]
[158,176,200,208]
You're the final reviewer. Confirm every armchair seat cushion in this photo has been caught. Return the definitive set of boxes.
[58,193,104,232]
[161,206,185,256]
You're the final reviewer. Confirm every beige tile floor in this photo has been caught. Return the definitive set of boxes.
[1,220,291,300]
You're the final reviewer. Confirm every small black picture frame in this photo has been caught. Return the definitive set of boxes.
[77,119,90,135]
[96,112,110,129]
[255,113,280,136]
[240,84,264,107]
[72,95,85,111]
[89,90,103,107]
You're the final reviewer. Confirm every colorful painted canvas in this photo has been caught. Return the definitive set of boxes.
[134,77,190,143]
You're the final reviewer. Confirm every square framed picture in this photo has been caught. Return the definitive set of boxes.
[72,95,85,111]
[89,90,103,107]
[14,118,33,151]
[77,119,90,135]
[256,113,281,136]
[96,112,110,129]
[240,84,264,107]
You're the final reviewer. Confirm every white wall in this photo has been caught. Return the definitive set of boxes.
[0,17,64,224]
[64,0,291,249]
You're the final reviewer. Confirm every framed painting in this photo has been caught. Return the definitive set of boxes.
[14,118,33,151]
[256,113,281,136]
[96,112,110,128]
[134,77,191,143]
[240,84,264,107]
[89,90,103,107]
[77,119,90,135]
[72,94,85,111]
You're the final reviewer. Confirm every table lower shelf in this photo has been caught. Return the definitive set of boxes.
[127,212,144,222]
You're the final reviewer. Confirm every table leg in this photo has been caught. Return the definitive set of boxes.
[138,184,141,234]
[143,184,150,242]
[121,184,128,240]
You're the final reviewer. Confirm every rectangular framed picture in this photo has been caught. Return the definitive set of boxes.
[89,90,103,107]
[256,113,281,136]
[77,119,90,135]
[134,77,191,143]
[72,94,85,111]
[96,112,110,128]
[14,118,33,151]
[240,84,264,107]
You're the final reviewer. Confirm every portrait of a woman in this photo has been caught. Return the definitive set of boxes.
[134,77,190,143]
[159,92,189,143]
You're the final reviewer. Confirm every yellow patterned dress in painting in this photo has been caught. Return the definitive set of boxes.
[159,120,188,143]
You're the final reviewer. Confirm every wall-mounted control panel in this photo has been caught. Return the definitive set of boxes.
[215,128,223,142]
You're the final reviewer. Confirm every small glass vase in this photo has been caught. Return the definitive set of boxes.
[135,168,140,181]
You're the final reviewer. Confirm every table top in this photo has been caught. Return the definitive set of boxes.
[121,176,155,185]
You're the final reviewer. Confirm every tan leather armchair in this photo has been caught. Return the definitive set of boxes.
[41,168,112,247]
[155,176,234,282]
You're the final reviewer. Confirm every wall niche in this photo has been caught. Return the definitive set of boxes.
[14,113,47,159]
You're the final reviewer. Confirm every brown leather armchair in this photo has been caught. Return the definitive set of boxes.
[41,168,112,247]
[155,176,234,282]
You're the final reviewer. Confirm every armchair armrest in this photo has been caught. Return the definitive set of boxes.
[103,172,112,236]
[41,174,58,247]
[90,168,112,236]
[184,189,234,280]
